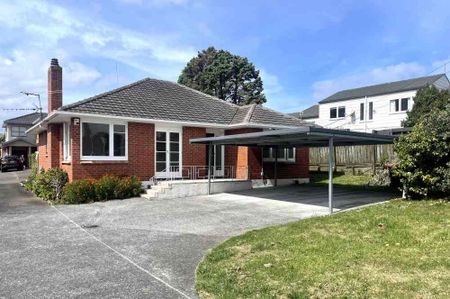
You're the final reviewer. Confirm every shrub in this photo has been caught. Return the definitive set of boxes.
[96,175,122,201]
[23,152,38,191]
[117,176,142,198]
[60,175,142,204]
[33,168,69,201]
[61,179,96,204]
[368,168,391,187]
[394,104,450,198]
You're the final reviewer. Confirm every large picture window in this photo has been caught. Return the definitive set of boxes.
[81,122,127,160]
[263,147,295,162]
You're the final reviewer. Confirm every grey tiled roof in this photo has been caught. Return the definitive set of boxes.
[61,78,310,128]
[246,104,313,127]
[319,74,446,104]
[1,136,37,147]
[61,79,237,125]
[3,112,47,127]
[289,104,319,119]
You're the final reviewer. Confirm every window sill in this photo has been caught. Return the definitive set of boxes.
[263,160,296,164]
[389,111,407,115]
[62,160,71,165]
[80,160,128,164]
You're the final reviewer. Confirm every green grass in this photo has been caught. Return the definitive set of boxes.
[196,200,450,298]
[310,172,372,186]
[309,172,394,192]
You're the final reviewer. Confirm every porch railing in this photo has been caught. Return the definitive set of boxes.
[148,165,250,186]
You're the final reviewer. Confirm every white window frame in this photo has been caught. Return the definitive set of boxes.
[80,120,128,161]
[263,147,296,163]
[63,122,71,161]
[390,99,401,113]
[400,97,409,111]
[330,106,346,119]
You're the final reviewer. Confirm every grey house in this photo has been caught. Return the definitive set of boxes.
[1,112,46,166]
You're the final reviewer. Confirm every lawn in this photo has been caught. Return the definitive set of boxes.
[196,199,450,298]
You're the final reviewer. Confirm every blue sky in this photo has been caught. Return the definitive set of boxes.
[1,0,449,129]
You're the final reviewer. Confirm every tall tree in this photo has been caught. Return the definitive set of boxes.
[403,85,450,127]
[178,47,266,105]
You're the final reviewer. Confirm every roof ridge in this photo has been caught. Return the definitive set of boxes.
[3,112,40,122]
[331,73,444,94]
[243,103,257,123]
[60,78,152,111]
[257,104,308,123]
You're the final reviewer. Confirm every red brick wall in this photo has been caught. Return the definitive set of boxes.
[70,122,154,181]
[182,127,206,166]
[37,124,62,171]
[225,128,263,179]
[262,147,309,179]
[224,128,309,180]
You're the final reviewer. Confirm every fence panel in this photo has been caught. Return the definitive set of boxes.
[309,144,395,172]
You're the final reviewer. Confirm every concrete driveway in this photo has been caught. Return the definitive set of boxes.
[0,171,393,298]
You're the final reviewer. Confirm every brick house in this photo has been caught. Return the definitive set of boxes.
[29,59,311,187]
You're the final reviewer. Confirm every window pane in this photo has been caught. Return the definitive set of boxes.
[170,142,179,152]
[82,123,109,156]
[114,131,126,156]
[156,162,166,172]
[330,108,337,119]
[156,152,166,162]
[156,142,166,151]
[170,153,179,162]
[156,131,166,141]
[170,132,179,142]
[338,107,345,118]
[287,147,294,159]
[114,125,125,133]
[276,147,285,159]
[401,98,409,111]
[360,103,364,120]
[369,102,373,120]
[263,147,271,158]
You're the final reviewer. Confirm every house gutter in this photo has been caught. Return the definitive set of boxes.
[26,110,301,133]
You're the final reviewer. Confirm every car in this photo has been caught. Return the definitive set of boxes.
[0,155,24,172]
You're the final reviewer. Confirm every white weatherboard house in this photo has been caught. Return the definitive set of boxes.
[291,74,450,134]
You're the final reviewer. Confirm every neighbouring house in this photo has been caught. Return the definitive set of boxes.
[1,112,46,167]
[291,74,450,134]
[289,104,319,123]
[28,59,311,190]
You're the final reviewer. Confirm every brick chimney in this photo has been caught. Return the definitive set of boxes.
[48,58,62,112]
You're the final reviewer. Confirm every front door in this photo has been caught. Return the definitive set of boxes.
[155,130,181,179]
[206,133,224,177]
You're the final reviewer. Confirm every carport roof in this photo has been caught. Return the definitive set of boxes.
[190,126,395,147]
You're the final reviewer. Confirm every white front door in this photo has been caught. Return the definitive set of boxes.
[206,132,225,177]
[155,129,181,179]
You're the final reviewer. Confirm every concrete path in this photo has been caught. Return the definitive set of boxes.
[0,172,394,298]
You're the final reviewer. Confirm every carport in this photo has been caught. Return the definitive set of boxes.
[190,126,395,214]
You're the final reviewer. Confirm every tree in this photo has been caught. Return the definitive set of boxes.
[403,85,450,127]
[178,47,266,105]
[0,133,4,143]
[394,104,450,198]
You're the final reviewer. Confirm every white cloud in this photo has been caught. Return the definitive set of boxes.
[65,63,102,85]
[312,62,427,100]
[116,0,189,6]
[0,0,198,128]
